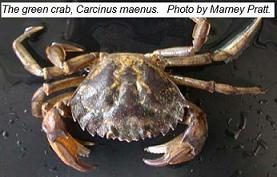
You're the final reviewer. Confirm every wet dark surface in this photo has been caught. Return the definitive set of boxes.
[0,18,277,177]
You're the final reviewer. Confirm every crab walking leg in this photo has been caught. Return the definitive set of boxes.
[13,26,99,79]
[143,101,208,166]
[43,76,84,95]
[41,92,74,117]
[12,26,45,77]
[44,53,98,80]
[42,103,96,172]
[145,18,210,58]
[31,87,46,118]
[31,76,85,118]
[163,18,262,67]
[170,75,266,95]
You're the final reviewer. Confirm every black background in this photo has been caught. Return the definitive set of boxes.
[0,17,277,177]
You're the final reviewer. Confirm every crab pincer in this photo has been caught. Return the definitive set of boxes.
[143,102,208,166]
[46,42,84,70]
[42,108,96,172]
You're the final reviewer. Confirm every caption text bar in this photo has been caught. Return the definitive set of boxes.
[1,2,275,18]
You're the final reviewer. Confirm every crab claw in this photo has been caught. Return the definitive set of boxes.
[42,108,96,172]
[143,102,208,167]
[46,43,84,70]
[143,134,197,166]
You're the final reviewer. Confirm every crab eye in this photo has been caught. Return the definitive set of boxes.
[84,67,90,73]
[151,56,161,63]
[154,57,165,66]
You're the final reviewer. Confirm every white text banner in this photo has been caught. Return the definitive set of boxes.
[1,2,275,18]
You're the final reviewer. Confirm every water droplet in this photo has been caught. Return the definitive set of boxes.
[198,156,204,163]
[196,98,203,107]
[8,119,15,125]
[257,110,263,115]
[258,139,268,150]
[9,112,16,116]
[44,150,48,155]
[16,140,22,146]
[43,163,48,168]
[242,151,251,158]
[230,170,242,177]
[232,63,239,70]
[19,146,27,158]
[84,67,90,73]
[247,70,252,79]
[233,144,244,150]
[258,99,268,104]
[255,132,263,141]
[259,75,265,80]
[227,118,233,126]
[20,147,27,152]
[266,115,276,128]
[239,112,247,130]
[237,170,242,175]
[2,131,9,139]
[49,166,58,172]
[216,145,228,150]
[253,164,258,168]
[225,128,241,140]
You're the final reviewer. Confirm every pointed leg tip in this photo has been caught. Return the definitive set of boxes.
[73,47,85,52]
[51,42,85,52]
[260,88,267,94]
[25,26,44,33]
[36,26,44,30]
[75,163,97,172]
[142,157,168,167]
[251,87,267,95]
